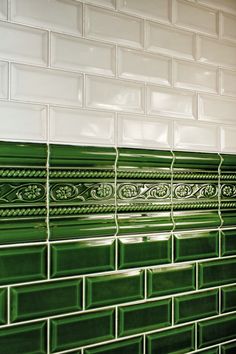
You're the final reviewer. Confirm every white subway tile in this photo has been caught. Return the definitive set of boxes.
[146,22,194,60]
[199,94,236,124]
[198,36,236,68]
[174,120,219,151]
[147,86,196,119]
[86,76,145,113]
[11,0,82,35]
[173,0,217,36]
[0,22,48,66]
[173,60,217,93]
[0,0,7,19]
[85,5,144,48]
[221,13,236,43]
[84,0,116,8]
[51,32,115,76]
[118,114,171,148]
[0,61,8,99]
[50,107,115,145]
[221,69,236,97]
[118,47,171,85]
[117,0,170,23]
[221,126,236,153]
[198,0,236,15]
[11,64,83,106]
[0,101,47,142]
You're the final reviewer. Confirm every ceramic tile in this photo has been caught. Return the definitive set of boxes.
[84,337,143,354]
[221,210,236,227]
[221,229,236,256]
[173,211,221,231]
[0,0,7,19]
[86,270,144,309]
[0,61,8,99]
[118,299,171,336]
[199,94,236,124]
[198,0,236,15]
[221,126,236,153]
[195,349,219,354]
[221,341,236,354]
[221,13,236,43]
[199,258,236,288]
[222,285,236,313]
[221,69,236,97]
[0,289,7,325]
[84,0,116,9]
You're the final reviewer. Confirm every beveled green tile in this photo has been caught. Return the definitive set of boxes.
[222,341,236,354]
[222,285,236,313]
[0,321,46,354]
[84,337,143,354]
[118,299,171,336]
[10,279,82,322]
[221,210,236,227]
[221,154,236,171]
[174,290,219,324]
[173,210,221,231]
[51,309,115,352]
[0,245,47,285]
[86,270,144,309]
[0,289,7,324]
[147,264,196,298]
[173,151,220,170]
[147,324,195,354]
[174,231,219,262]
[198,314,236,348]
[194,348,219,354]
[118,235,171,269]
[0,221,47,245]
[199,258,236,289]
[51,239,115,277]
[221,229,236,256]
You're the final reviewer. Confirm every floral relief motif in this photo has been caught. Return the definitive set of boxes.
[221,184,236,198]
[90,184,113,200]
[175,184,192,198]
[54,185,77,200]
[118,184,140,199]
[16,184,45,202]
[174,183,218,199]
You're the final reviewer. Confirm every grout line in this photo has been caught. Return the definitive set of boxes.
[219,286,222,314]
[82,276,86,311]
[144,269,147,300]
[47,318,50,354]
[196,262,199,291]
[195,322,198,351]
[115,306,118,338]
[143,333,146,354]
[172,296,174,326]
[7,287,10,324]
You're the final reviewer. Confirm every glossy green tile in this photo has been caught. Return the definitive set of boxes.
[194,348,219,354]
[174,290,219,324]
[222,285,236,313]
[51,309,115,352]
[221,229,236,256]
[86,270,144,309]
[199,258,236,288]
[118,299,171,336]
[0,221,47,245]
[0,321,46,354]
[198,314,236,348]
[51,239,115,277]
[0,289,7,324]
[84,337,143,354]
[118,235,171,269]
[221,154,236,171]
[10,279,82,322]
[173,210,221,231]
[222,341,236,354]
[173,151,220,170]
[147,264,196,297]
[0,245,46,285]
[221,210,236,227]
[147,324,195,354]
[174,231,219,262]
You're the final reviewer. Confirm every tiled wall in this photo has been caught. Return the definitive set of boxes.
[0,0,236,152]
[0,141,236,353]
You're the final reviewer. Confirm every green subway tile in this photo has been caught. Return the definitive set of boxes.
[194,349,219,354]
[221,229,236,256]
[199,258,236,288]
[0,289,7,324]
[0,321,46,354]
[198,314,236,348]
[147,324,195,354]
[222,285,236,313]
[118,299,171,336]
[173,210,221,231]
[174,231,219,262]
[0,245,47,285]
[174,290,219,324]
[0,221,47,245]
[174,151,220,170]
[51,309,115,352]
[147,264,196,297]
[84,337,143,354]
[10,279,82,322]
[86,271,144,309]
[221,154,236,171]
[51,239,115,277]
[221,210,236,227]
[222,341,236,354]
[118,235,171,269]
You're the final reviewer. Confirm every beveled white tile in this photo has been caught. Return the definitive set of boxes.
[0,101,47,142]
[86,76,145,113]
[174,120,219,151]
[199,94,236,124]
[0,0,7,19]
[173,60,217,93]
[221,126,236,153]
[146,21,194,60]
[221,69,236,97]
[118,114,171,148]
[221,13,236,43]
[117,0,171,23]
[85,5,144,48]
[84,0,116,8]
[11,0,82,35]
[147,86,196,119]
[0,61,8,99]
[198,36,236,68]
[118,47,171,85]
[0,22,48,66]
[51,32,115,76]
[174,0,217,36]
[198,0,236,15]
[50,107,115,145]
[11,64,83,106]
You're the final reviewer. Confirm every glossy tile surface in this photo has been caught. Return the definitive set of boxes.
[84,337,143,354]
[222,285,236,313]
[221,341,236,354]
[199,258,236,288]
[221,229,236,256]
[0,289,7,324]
